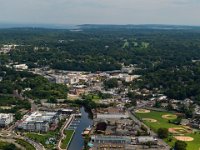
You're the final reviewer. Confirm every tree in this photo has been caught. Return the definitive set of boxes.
[154,100,161,108]
[104,78,118,89]
[96,122,107,133]
[167,102,173,111]
[174,141,187,150]
[15,111,23,120]
[48,97,57,103]
[3,143,17,150]
[127,92,137,106]
[157,128,168,139]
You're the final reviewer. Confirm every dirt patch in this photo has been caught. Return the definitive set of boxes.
[169,127,192,134]
[174,136,194,141]
[0,133,11,137]
[162,114,177,120]
[135,109,150,113]
[142,118,157,122]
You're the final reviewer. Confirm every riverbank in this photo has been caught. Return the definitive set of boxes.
[57,114,75,150]
[60,130,75,149]
[68,107,93,150]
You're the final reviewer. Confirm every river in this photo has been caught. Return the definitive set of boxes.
[68,107,93,150]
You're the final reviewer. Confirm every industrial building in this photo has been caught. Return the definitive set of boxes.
[91,135,132,144]
[137,136,158,145]
[96,113,129,119]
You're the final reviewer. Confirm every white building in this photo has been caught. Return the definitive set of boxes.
[0,44,18,54]
[137,136,157,144]
[18,111,59,132]
[0,113,14,127]
[110,73,141,82]
[96,113,129,119]
[55,75,69,84]
[14,64,28,70]
[123,75,141,82]
[67,74,80,85]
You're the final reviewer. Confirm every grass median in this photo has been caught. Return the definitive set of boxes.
[61,130,75,149]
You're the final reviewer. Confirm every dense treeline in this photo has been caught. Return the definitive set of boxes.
[136,62,200,102]
[0,95,31,119]
[1,26,200,101]
[1,27,200,72]
[0,66,68,99]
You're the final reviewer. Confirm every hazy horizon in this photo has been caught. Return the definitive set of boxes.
[0,0,200,26]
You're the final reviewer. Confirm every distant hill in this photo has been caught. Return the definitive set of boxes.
[0,23,200,30]
[0,23,78,29]
[79,24,200,30]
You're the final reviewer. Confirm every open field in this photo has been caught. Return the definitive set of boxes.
[26,132,57,149]
[0,141,20,150]
[135,110,200,150]
[61,130,74,149]
[135,110,178,132]
[15,139,35,150]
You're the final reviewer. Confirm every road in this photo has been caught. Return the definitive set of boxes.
[127,108,170,150]
[24,137,45,150]
[0,130,45,150]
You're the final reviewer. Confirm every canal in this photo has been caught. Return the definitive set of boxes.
[68,107,93,150]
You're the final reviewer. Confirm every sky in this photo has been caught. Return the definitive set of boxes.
[0,0,199,25]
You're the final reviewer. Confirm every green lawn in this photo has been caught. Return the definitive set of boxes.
[135,110,200,150]
[186,133,200,150]
[25,119,65,149]
[84,94,101,103]
[0,141,20,150]
[15,139,35,150]
[26,131,57,149]
[135,110,178,132]
[61,130,74,149]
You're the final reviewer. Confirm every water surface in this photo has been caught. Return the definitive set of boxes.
[68,107,93,150]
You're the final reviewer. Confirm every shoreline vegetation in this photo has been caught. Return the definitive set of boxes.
[60,130,75,149]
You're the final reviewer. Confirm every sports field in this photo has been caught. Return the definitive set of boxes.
[135,109,200,150]
[135,109,178,131]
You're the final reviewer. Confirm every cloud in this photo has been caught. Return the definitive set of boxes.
[0,0,199,25]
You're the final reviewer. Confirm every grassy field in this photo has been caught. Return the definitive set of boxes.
[26,131,57,149]
[85,94,101,103]
[61,130,74,149]
[135,110,178,132]
[135,110,200,150]
[15,139,35,150]
[25,119,65,149]
[0,141,20,150]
